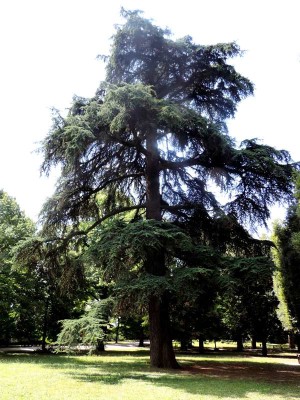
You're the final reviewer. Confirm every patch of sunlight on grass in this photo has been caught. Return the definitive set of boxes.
[177,353,299,367]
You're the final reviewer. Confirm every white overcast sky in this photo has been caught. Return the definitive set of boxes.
[1,0,300,234]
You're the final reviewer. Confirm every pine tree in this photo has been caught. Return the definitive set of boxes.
[39,10,298,367]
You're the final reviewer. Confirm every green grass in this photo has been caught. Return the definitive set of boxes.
[0,350,299,399]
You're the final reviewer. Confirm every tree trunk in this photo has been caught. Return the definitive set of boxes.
[145,130,179,369]
[180,339,188,351]
[198,336,205,353]
[288,332,295,349]
[138,336,145,347]
[251,336,257,349]
[295,332,300,352]
[261,339,268,356]
[138,325,145,347]
[96,340,105,352]
[145,131,162,222]
[41,297,49,352]
[149,294,179,368]
[214,339,219,351]
[236,336,244,352]
[115,317,120,344]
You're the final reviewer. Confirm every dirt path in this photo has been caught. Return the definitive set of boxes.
[182,357,300,385]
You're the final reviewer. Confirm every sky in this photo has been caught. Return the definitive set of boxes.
[1,0,300,235]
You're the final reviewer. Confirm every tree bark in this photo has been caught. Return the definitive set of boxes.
[145,130,179,369]
[198,336,205,353]
[96,340,105,352]
[145,131,162,222]
[180,339,188,351]
[251,336,257,350]
[288,332,295,349]
[41,297,49,352]
[115,317,120,344]
[214,339,219,351]
[295,332,300,352]
[236,335,244,352]
[138,323,145,347]
[149,294,179,368]
[138,332,145,347]
[261,339,268,356]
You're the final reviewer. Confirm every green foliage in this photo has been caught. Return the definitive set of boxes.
[0,190,38,343]
[271,231,293,331]
[86,219,216,313]
[56,298,114,352]
[117,315,148,342]
[273,193,300,330]
[291,174,300,251]
[39,12,298,233]
[56,316,105,352]
[0,190,35,256]
[88,219,194,272]
[219,256,282,343]
[106,9,253,121]
[13,232,90,346]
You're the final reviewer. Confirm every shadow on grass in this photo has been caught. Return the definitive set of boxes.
[0,351,299,398]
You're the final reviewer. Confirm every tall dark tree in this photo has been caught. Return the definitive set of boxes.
[39,10,298,368]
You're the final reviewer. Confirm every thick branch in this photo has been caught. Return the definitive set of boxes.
[159,156,203,171]
[45,204,146,245]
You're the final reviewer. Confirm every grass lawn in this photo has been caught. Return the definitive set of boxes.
[0,349,299,400]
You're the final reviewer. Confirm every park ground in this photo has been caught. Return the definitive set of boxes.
[0,343,299,399]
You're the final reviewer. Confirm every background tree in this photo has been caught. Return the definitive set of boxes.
[0,190,37,344]
[115,315,148,347]
[273,174,300,349]
[14,232,90,350]
[56,297,114,353]
[219,257,281,355]
[177,204,281,353]
[39,10,299,368]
